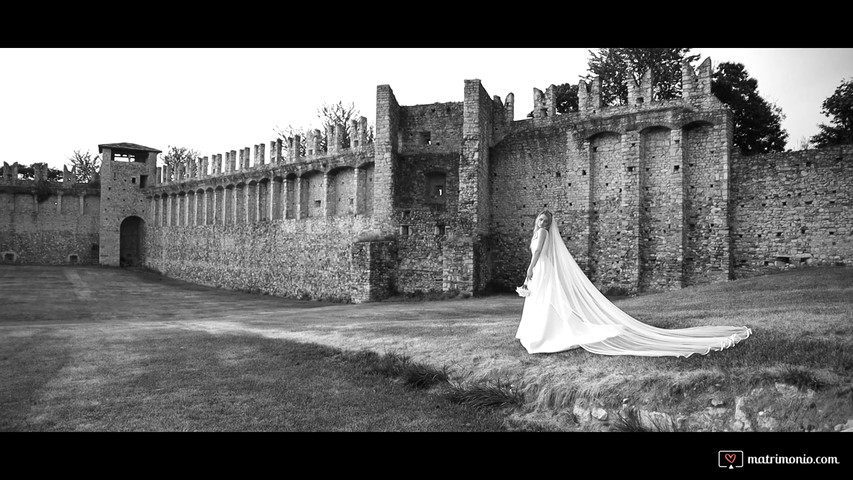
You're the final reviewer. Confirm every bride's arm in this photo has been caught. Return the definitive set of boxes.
[526,228,548,282]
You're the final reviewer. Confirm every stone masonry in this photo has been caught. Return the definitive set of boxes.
[1,58,851,302]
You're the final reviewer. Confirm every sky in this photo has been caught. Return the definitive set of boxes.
[2,48,852,172]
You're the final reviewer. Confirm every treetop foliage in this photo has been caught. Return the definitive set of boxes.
[585,48,701,106]
[711,62,788,156]
[160,145,201,173]
[810,78,853,148]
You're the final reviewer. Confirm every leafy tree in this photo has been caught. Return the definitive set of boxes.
[585,48,700,106]
[711,62,788,156]
[529,48,699,117]
[67,150,101,183]
[810,78,853,148]
[161,145,201,175]
[274,100,374,158]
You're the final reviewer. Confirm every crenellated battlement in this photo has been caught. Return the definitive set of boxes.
[627,69,654,106]
[156,117,371,186]
[0,161,95,189]
[558,58,721,121]
[578,77,602,115]
[681,57,713,103]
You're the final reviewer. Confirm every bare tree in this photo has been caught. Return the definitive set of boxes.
[272,124,309,158]
[66,150,101,183]
[274,100,374,158]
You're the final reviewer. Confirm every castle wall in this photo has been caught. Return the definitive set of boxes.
[374,85,400,234]
[731,145,853,276]
[0,185,100,265]
[682,120,732,285]
[452,80,499,293]
[98,147,158,266]
[490,123,577,290]
[394,151,458,293]
[397,102,464,152]
[143,137,380,302]
[392,102,463,293]
[488,96,733,295]
[589,130,635,291]
[145,215,373,302]
[4,63,851,304]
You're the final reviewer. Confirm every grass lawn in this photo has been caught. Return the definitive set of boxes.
[0,264,851,434]
[0,325,507,432]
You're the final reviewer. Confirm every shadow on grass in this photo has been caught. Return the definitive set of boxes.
[0,329,512,432]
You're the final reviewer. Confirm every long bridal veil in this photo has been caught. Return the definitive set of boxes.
[515,218,751,357]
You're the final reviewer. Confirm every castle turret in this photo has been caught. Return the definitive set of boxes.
[98,142,160,267]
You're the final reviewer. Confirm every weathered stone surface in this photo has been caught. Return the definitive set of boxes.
[1,67,851,301]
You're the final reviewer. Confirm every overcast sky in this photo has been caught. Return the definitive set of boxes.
[2,48,852,171]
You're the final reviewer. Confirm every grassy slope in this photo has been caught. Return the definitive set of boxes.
[0,265,850,432]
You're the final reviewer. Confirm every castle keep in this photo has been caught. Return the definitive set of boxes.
[2,59,851,302]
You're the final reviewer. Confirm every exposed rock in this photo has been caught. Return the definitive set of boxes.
[573,405,591,423]
[732,396,752,432]
[756,411,780,431]
[638,410,676,432]
[775,382,799,399]
[835,419,853,432]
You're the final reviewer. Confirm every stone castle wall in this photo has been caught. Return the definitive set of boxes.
[142,128,382,302]
[731,145,853,276]
[2,61,852,303]
[145,215,374,301]
[488,77,734,295]
[393,101,464,293]
[0,163,101,265]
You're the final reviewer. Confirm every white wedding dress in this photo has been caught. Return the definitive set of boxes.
[515,220,751,356]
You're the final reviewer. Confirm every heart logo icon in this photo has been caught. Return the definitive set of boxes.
[725,453,736,464]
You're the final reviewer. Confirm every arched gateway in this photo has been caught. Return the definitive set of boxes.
[120,216,145,266]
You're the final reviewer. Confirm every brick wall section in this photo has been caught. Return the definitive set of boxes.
[638,127,682,292]
[145,215,372,302]
[398,102,464,151]
[490,123,572,289]
[451,79,500,293]
[0,185,100,264]
[590,131,635,291]
[395,152,458,293]
[730,145,853,276]
[374,85,399,235]
[330,167,355,216]
[682,119,732,285]
[351,240,397,303]
[392,100,464,293]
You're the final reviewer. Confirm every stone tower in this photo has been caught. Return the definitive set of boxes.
[98,143,160,266]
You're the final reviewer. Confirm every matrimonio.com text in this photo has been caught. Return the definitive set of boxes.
[719,450,841,469]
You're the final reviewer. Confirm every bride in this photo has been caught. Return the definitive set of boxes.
[515,209,751,356]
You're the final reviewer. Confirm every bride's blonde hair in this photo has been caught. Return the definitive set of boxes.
[534,209,553,232]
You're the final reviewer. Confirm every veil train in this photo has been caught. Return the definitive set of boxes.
[515,218,751,356]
